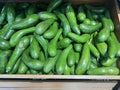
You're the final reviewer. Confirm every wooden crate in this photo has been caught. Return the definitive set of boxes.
[0,0,120,89]
[0,0,119,80]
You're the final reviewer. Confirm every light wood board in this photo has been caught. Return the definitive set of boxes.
[0,75,119,80]
[0,80,117,90]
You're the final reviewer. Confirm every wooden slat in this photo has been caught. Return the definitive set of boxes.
[0,0,106,4]
[71,0,105,4]
[0,0,40,2]
[0,80,117,90]
[114,0,120,22]
[110,0,120,64]
[0,75,119,80]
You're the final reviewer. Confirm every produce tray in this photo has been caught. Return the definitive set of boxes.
[0,0,120,80]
